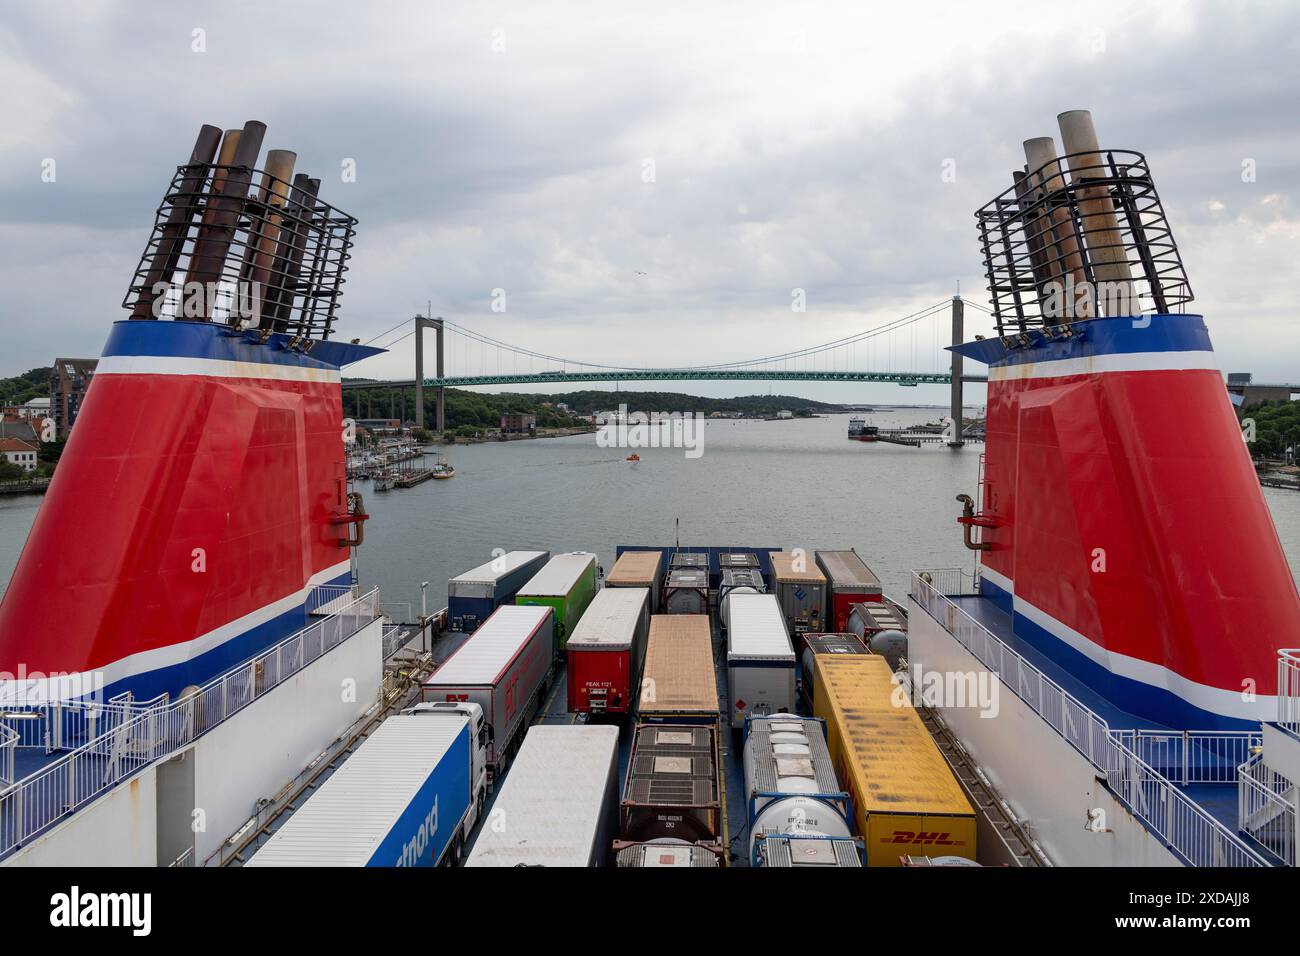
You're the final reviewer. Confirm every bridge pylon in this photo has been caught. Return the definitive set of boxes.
[413,315,445,432]
[949,296,964,447]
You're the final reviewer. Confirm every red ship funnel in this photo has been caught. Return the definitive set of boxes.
[0,122,376,706]
[966,121,1298,729]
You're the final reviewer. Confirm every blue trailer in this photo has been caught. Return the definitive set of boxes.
[448,550,550,633]
[246,703,488,867]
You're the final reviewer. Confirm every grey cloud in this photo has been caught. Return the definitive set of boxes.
[1,1,1298,404]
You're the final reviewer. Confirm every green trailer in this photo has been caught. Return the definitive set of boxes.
[516,552,599,655]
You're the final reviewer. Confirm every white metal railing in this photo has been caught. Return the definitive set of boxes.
[913,567,981,598]
[167,846,195,868]
[381,624,412,659]
[1117,730,1263,785]
[911,571,1271,868]
[1279,649,1300,735]
[1238,754,1297,866]
[0,588,379,859]
[307,583,358,615]
[0,725,15,787]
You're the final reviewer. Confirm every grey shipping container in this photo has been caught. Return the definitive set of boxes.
[466,724,620,867]
[769,552,827,635]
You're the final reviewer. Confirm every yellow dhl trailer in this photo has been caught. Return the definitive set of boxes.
[813,654,976,866]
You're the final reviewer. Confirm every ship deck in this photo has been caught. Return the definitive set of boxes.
[945,594,1245,835]
[948,595,1160,731]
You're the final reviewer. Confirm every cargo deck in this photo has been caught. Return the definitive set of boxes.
[454,558,1007,867]
[231,551,1047,867]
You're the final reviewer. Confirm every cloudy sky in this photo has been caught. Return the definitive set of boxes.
[2,0,1298,404]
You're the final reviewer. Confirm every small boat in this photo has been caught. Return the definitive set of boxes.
[432,457,455,480]
[626,454,640,462]
[373,471,394,491]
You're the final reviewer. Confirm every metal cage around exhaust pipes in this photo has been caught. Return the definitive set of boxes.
[123,126,356,341]
[976,147,1193,335]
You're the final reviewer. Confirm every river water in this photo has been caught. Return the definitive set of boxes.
[2,409,1298,614]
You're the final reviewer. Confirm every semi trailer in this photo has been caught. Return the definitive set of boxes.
[725,592,796,729]
[465,724,620,867]
[799,632,869,709]
[447,549,550,634]
[769,551,827,635]
[607,550,663,611]
[815,550,882,632]
[566,586,651,714]
[246,702,488,867]
[813,654,977,866]
[637,614,719,723]
[515,551,599,654]
[421,603,554,777]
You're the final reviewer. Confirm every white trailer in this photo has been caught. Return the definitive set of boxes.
[465,724,620,867]
[422,604,553,776]
[725,593,796,729]
[246,702,488,867]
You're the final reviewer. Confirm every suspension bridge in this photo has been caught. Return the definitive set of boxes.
[342,297,991,437]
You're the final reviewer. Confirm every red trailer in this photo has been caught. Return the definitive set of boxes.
[566,587,651,714]
[815,550,882,632]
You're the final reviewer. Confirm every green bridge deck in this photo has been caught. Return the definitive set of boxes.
[342,369,988,389]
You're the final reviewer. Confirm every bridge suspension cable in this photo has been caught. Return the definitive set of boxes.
[423,298,958,377]
[689,300,951,369]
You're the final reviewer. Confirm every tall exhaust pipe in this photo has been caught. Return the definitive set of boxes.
[238,148,297,328]
[289,177,324,336]
[185,120,267,318]
[1023,136,1090,319]
[1057,109,1135,313]
[267,174,321,333]
[1012,169,1053,303]
[131,124,222,320]
[183,127,241,291]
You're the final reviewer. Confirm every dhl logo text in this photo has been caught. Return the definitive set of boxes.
[881,831,965,846]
